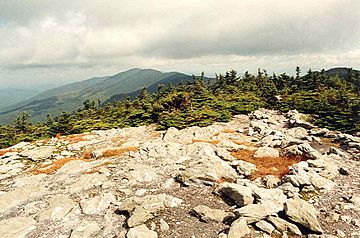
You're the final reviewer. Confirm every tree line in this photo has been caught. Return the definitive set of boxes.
[1,67,359,149]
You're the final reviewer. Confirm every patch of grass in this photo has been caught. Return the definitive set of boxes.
[191,139,220,145]
[31,156,90,175]
[62,134,88,144]
[102,146,139,158]
[82,150,94,160]
[222,129,236,134]
[230,149,305,179]
[0,149,16,156]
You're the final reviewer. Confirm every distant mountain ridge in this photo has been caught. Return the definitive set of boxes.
[324,67,360,80]
[0,68,194,123]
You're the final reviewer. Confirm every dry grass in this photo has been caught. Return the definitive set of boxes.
[0,149,16,156]
[82,161,113,174]
[102,146,139,158]
[213,132,220,136]
[230,139,257,147]
[31,157,90,175]
[191,139,220,145]
[222,129,236,134]
[150,131,162,138]
[82,150,94,160]
[231,149,304,179]
[61,134,88,144]
[321,138,341,148]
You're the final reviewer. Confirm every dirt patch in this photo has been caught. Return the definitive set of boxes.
[230,150,305,179]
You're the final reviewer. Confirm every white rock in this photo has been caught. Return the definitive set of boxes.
[80,192,116,215]
[127,224,158,238]
[192,205,232,223]
[228,218,250,238]
[70,220,101,238]
[38,194,77,221]
[0,216,36,238]
[216,182,254,207]
[285,197,323,234]
[254,147,279,158]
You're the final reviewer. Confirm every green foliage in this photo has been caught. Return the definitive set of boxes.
[1,67,360,149]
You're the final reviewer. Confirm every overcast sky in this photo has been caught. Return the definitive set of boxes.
[0,0,360,88]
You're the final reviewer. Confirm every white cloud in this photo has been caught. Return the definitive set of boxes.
[0,0,359,86]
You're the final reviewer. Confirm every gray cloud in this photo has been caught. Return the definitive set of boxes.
[0,0,359,86]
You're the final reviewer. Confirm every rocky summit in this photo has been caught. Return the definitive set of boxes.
[0,109,359,238]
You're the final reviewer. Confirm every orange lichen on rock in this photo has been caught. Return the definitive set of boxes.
[0,149,16,156]
[230,149,304,179]
[191,139,220,145]
[102,146,139,158]
[31,157,90,175]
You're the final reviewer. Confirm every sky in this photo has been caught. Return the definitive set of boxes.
[0,0,360,88]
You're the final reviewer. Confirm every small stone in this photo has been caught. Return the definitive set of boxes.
[159,218,169,231]
[340,215,352,224]
[228,218,250,238]
[255,220,275,234]
[339,168,350,176]
[263,175,280,189]
[336,229,346,237]
[352,218,360,227]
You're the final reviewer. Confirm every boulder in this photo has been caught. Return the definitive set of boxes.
[254,147,279,158]
[266,215,302,235]
[228,218,250,238]
[127,224,158,238]
[20,146,55,161]
[192,205,233,223]
[234,201,284,224]
[285,127,308,140]
[231,160,257,176]
[252,187,287,206]
[255,220,275,234]
[119,194,183,227]
[263,175,280,188]
[80,192,116,215]
[70,220,101,238]
[284,197,323,234]
[216,182,254,207]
